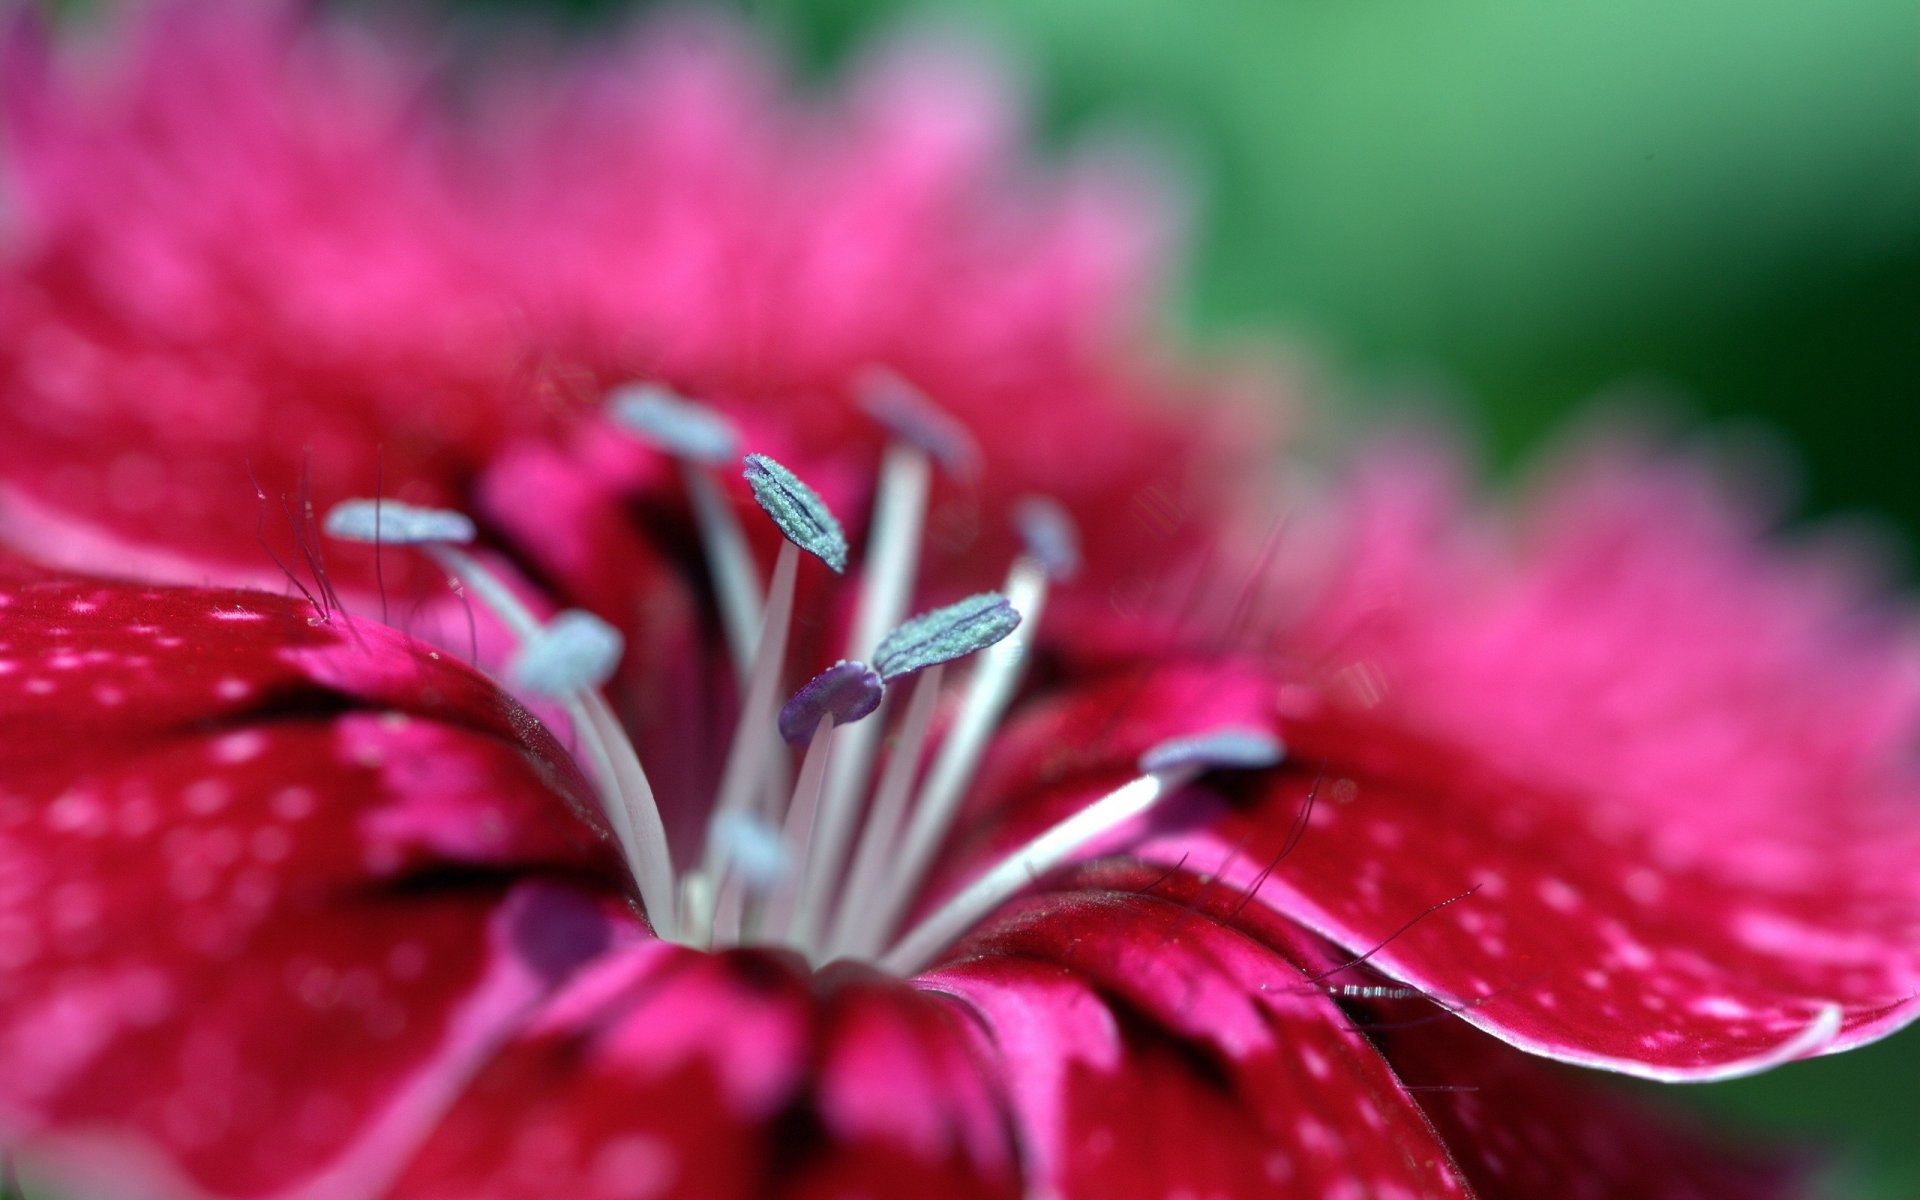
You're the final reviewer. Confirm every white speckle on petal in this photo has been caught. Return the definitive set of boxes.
[1537,878,1580,912]
[591,1135,678,1200]
[210,732,266,764]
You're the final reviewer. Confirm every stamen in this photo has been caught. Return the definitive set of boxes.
[709,809,790,890]
[1012,495,1082,582]
[322,502,679,939]
[692,539,800,925]
[879,724,1281,973]
[790,436,934,952]
[743,454,848,573]
[878,763,1200,976]
[856,368,981,476]
[510,609,624,697]
[605,386,762,679]
[777,661,886,746]
[844,558,1048,955]
[759,664,887,943]
[692,457,845,940]
[821,663,946,957]
[323,498,475,546]
[872,593,1020,681]
[607,383,741,465]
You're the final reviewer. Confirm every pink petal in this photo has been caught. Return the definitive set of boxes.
[928,887,1472,1199]
[1178,436,1920,1078]
[0,1,530,584]
[0,572,630,1198]
[386,943,1019,1200]
[1134,711,1920,1080]
[0,0,1276,630]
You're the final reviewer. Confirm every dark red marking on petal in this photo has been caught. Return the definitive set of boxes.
[387,944,1019,1200]
[927,889,1471,1200]
[1363,991,1810,1200]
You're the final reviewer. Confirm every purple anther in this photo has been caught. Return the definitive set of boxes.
[857,368,981,477]
[778,660,886,745]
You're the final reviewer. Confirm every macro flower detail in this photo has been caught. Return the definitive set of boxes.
[1,4,1918,1200]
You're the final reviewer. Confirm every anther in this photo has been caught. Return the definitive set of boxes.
[323,501,679,940]
[323,499,474,546]
[1138,729,1285,775]
[709,810,791,890]
[872,593,1020,681]
[693,458,849,941]
[793,386,943,953]
[511,609,625,698]
[778,661,885,746]
[605,386,761,678]
[1013,495,1081,582]
[856,368,980,477]
[607,382,741,465]
[743,454,848,573]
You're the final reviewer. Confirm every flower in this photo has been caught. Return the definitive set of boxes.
[2,4,1919,1199]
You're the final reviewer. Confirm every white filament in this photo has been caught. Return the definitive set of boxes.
[789,444,932,950]
[879,766,1197,975]
[846,557,1048,956]
[689,541,799,939]
[681,463,764,681]
[421,544,679,939]
[821,664,946,958]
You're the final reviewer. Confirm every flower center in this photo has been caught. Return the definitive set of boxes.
[325,377,1280,974]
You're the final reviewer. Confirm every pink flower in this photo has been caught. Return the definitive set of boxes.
[1,5,1917,1199]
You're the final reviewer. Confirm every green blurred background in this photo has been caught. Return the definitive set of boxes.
[507,0,1920,1193]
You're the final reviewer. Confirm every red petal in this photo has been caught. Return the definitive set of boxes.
[387,943,1020,1200]
[0,574,629,1198]
[1133,710,1920,1079]
[1363,990,1807,1200]
[928,888,1470,1200]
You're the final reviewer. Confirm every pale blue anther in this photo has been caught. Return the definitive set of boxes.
[1138,729,1286,775]
[607,383,740,466]
[710,810,790,888]
[1012,495,1081,582]
[873,593,1020,681]
[742,454,848,573]
[323,499,475,546]
[778,660,885,745]
[857,368,980,476]
[510,610,625,697]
